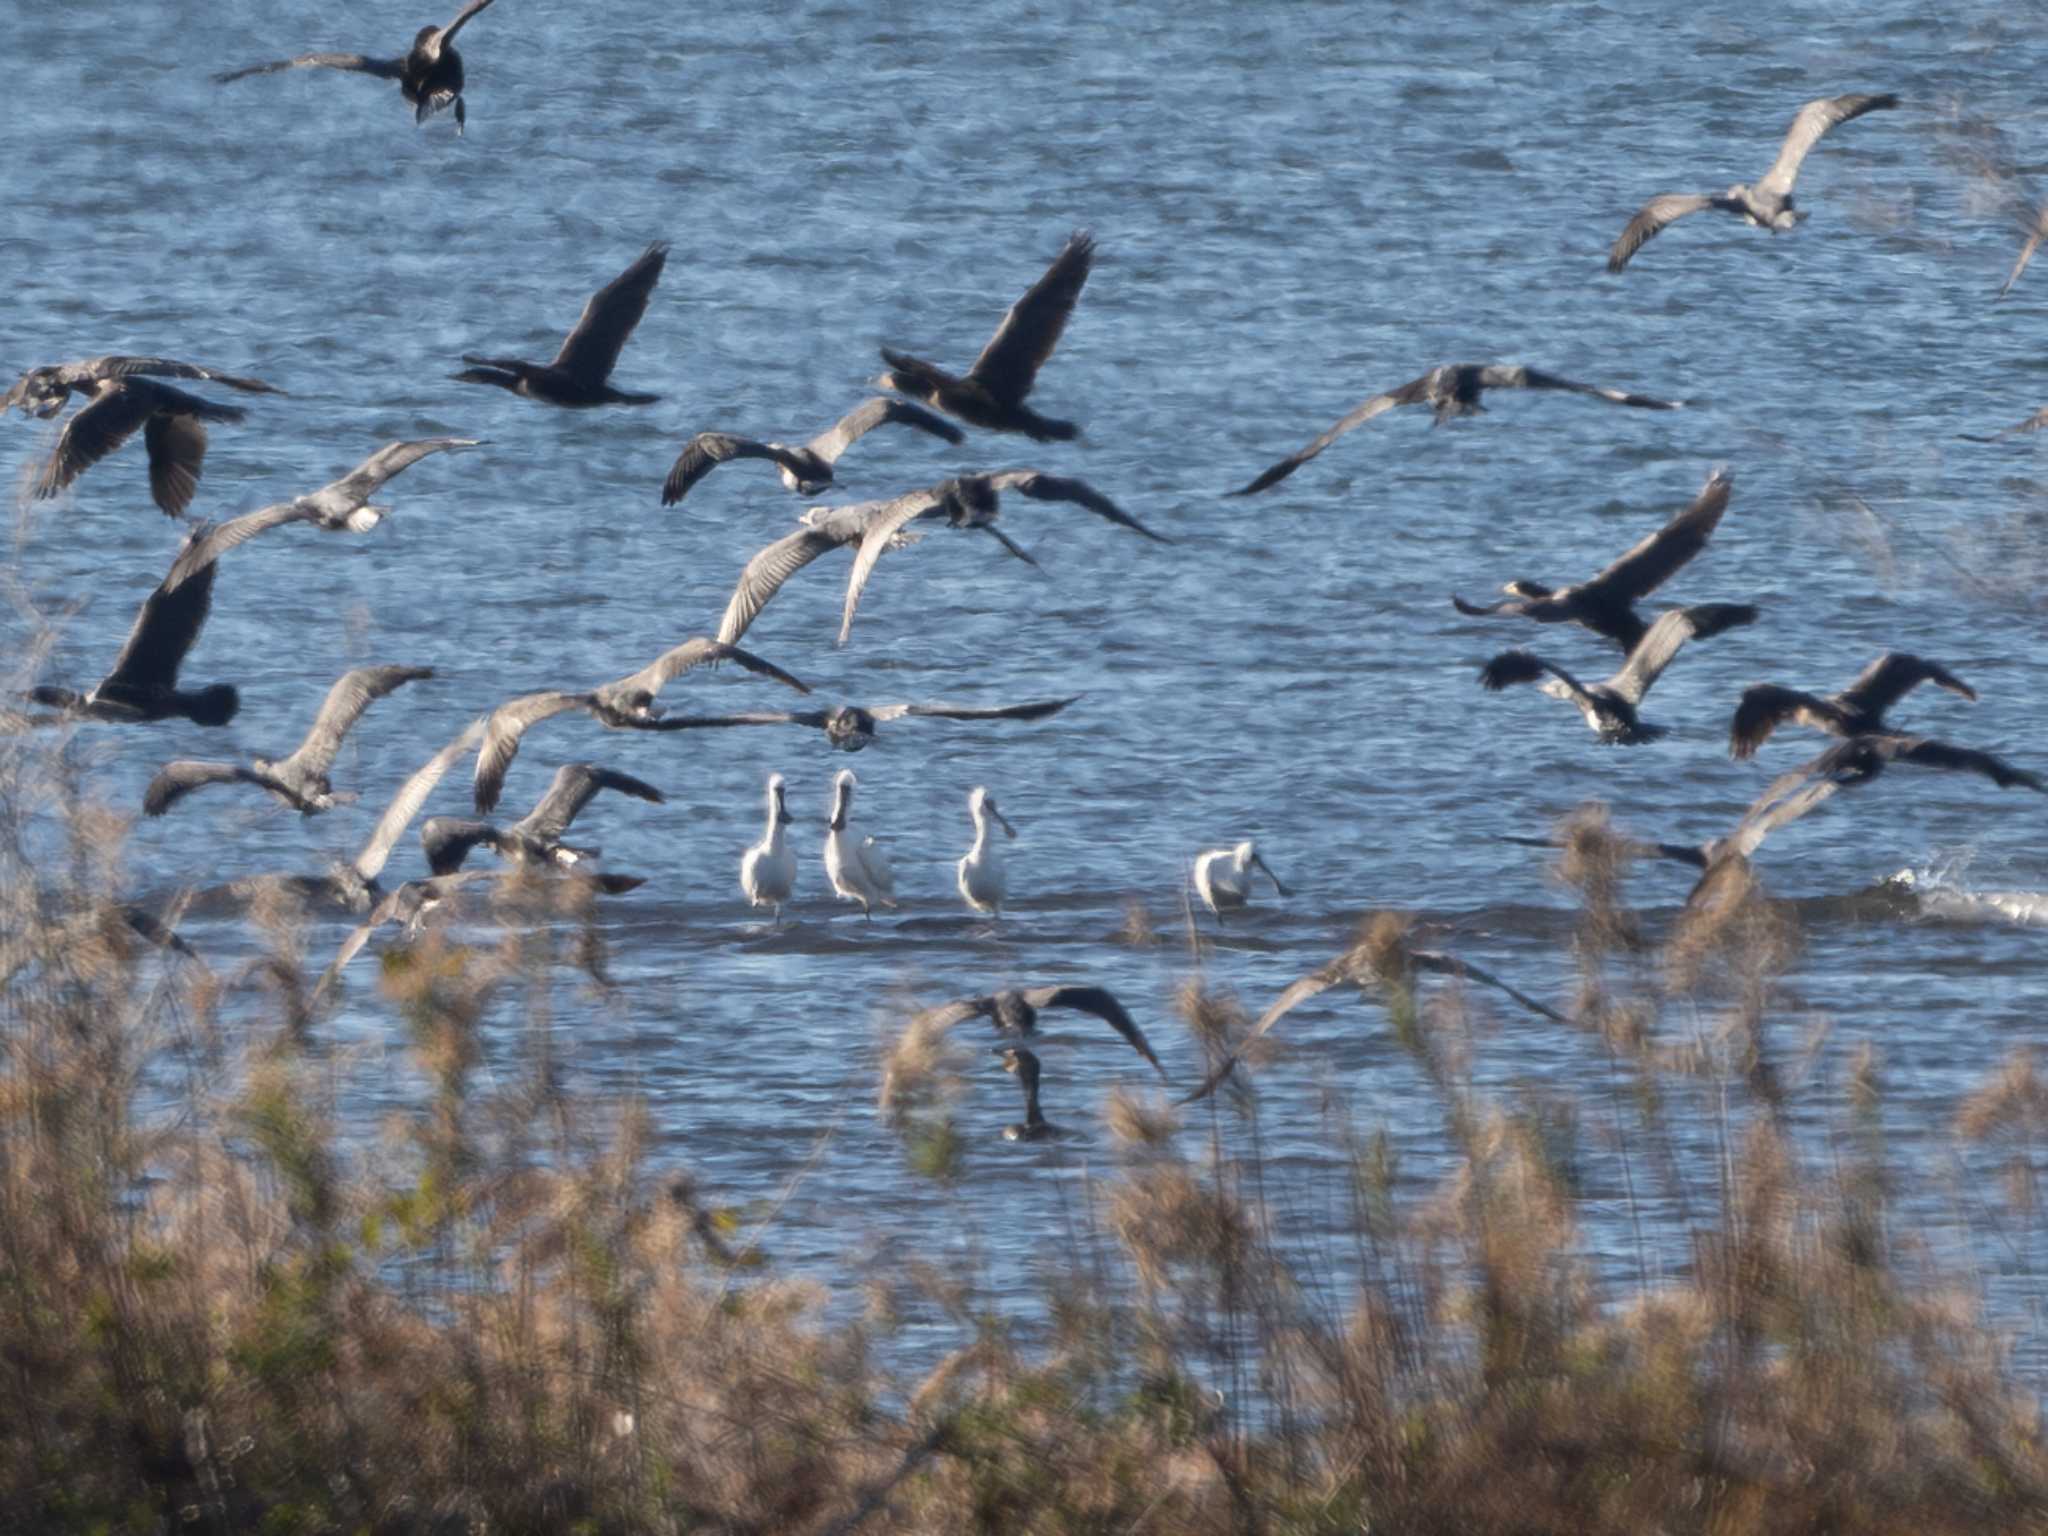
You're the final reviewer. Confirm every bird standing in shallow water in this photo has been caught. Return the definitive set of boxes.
[453,243,668,407]
[214,0,501,134]
[1193,840,1289,919]
[824,770,895,918]
[740,773,798,924]
[877,230,1096,441]
[1607,93,1900,273]
[956,786,1017,919]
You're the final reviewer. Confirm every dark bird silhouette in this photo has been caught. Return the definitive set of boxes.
[1803,732,2045,793]
[650,696,1080,753]
[911,984,1165,1077]
[996,1047,1060,1141]
[245,437,482,532]
[1728,653,1976,758]
[1452,471,1751,654]
[1478,604,1757,744]
[422,762,663,875]
[876,230,1095,440]
[143,665,432,817]
[24,519,285,726]
[718,472,1165,646]
[661,398,964,505]
[453,243,667,406]
[1183,921,1562,1104]
[1960,405,2048,443]
[4,356,284,518]
[1607,93,1900,273]
[473,637,809,812]
[213,0,500,133]
[1230,363,1684,496]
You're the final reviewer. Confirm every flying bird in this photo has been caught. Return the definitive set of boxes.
[472,637,809,812]
[26,519,278,726]
[650,696,1080,753]
[1478,604,1756,744]
[242,437,482,533]
[1728,652,1975,759]
[213,0,500,133]
[4,356,283,518]
[823,769,895,918]
[1802,732,2044,793]
[876,230,1095,440]
[453,243,668,407]
[143,665,432,817]
[1192,840,1289,918]
[1230,363,1684,496]
[1607,93,1900,273]
[422,762,664,875]
[910,984,1165,1077]
[661,397,964,505]
[717,472,1164,647]
[1183,922,1561,1104]
[1452,470,1751,654]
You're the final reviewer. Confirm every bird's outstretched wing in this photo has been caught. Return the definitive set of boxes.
[1478,649,1595,706]
[301,438,480,520]
[1727,684,1839,759]
[2001,206,2048,300]
[419,816,504,876]
[513,763,665,843]
[143,414,211,518]
[1816,733,2045,792]
[142,761,261,817]
[977,470,1172,542]
[435,0,499,49]
[661,434,811,505]
[870,696,1081,726]
[214,53,405,83]
[1606,194,1725,273]
[1755,93,1900,204]
[1586,470,1734,601]
[355,719,486,882]
[805,396,964,463]
[604,637,812,705]
[1834,652,1975,719]
[99,535,223,699]
[473,693,587,814]
[1607,607,1711,706]
[279,665,433,780]
[718,526,846,645]
[550,243,668,387]
[1181,962,1348,1104]
[1480,365,1685,411]
[965,230,1096,406]
[75,357,284,395]
[1019,984,1165,1076]
[33,386,158,500]
[1228,372,1435,496]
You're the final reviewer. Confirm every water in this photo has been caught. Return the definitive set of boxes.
[6,0,2046,1364]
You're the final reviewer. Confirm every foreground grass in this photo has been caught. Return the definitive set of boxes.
[1,742,2045,1533]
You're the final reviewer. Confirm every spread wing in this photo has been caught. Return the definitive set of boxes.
[632,710,830,733]
[142,761,262,817]
[355,719,487,882]
[604,638,813,704]
[213,53,405,83]
[1228,373,1436,496]
[142,413,210,517]
[166,501,317,588]
[873,696,1081,726]
[1585,470,1733,601]
[303,438,480,518]
[33,385,158,500]
[278,665,434,780]
[1756,93,1900,204]
[99,542,219,698]
[965,230,1095,406]
[1606,194,1723,274]
[1835,652,1976,719]
[977,470,1172,542]
[419,816,502,876]
[1479,365,1685,411]
[75,357,284,395]
[1478,649,1595,706]
[718,526,847,645]
[1727,684,1840,758]
[1019,984,1164,1076]
[436,0,499,48]
[838,494,958,646]
[473,692,588,814]
[2001,207,2048,299]
[1820,734,2045,792]
[1408,952,1565,1023]
[805,397,964,464]
[512,763,665,843]
[661,434,808,505]
[549,242,668,387]
[1180,961,1348,1104]
[1607,607,1711,706]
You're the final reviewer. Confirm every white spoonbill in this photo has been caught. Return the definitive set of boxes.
[741,772,797,923]
[1193,840,1290,918]
[824,769,897,918]
[956,785,1017,917]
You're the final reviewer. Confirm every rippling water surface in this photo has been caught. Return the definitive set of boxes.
[7,0,2046,1363]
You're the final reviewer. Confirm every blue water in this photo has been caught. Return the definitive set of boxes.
[7,0,2046,1363]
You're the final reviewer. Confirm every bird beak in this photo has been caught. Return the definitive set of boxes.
[994,806,1017,839]
[1254,854,1290,897]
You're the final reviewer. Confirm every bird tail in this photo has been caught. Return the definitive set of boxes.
[183,685,240,727]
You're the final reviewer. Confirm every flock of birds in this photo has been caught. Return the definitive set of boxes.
[6,32,2042,1141]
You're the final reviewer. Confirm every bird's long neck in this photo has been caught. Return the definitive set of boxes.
[829,789,849,833]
